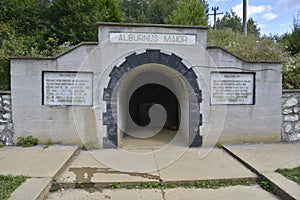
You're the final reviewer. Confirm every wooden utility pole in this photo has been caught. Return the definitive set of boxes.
[243,0,248,35]
[209,7,223,30]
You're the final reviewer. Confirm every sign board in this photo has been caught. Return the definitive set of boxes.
[211,73,254,105]
[43,72,93,106]
[110,32,197,45]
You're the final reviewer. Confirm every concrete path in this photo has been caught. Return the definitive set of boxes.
[0,145,78,200]
[56,148,256,185]
[223,142,300,200]
[1,143,299,200]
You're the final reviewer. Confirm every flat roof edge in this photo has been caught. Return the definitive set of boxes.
[96,22,208,29]
[9,42,98,60]
[207,46,283,64]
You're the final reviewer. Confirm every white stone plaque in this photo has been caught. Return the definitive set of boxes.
[43,72,93,106]
[110,32,196,45]
[211,73,254,105]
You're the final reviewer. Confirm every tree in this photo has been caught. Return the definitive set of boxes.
[166,0,209,26]
[117,0,149,23]
[147,0,177,24]
[281,29,300,56]
[47,0,123,44]
[247,18,260,37]
[216,11,260,36]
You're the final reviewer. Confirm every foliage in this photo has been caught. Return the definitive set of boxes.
[0,174,27,200]
[147,0,177,24]
[258,178,273,193]
[0,144,4,148]
[282,55,300,89]
[216,11,260,37]
[0,0,123,90]
[47,0,123,44]
[280,29,300,56]
[83,141,101,150]
[216,143,223,148]
[117,0,149,23]
[207,29,283,61]
[166,0,209,26]
[49,182,62,192]
[16,136,39,147]
[108,182,121,189]
[276,166,300,185]
[121,179,255,190]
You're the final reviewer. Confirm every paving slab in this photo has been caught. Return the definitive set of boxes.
[9,178,52,200]
[223,143,300,172]
[164,185,279,200]
[262,172,300,199]
[56,150,160,185]
[155,148,256,182]
[47,188,163,200]
[223,142,300,200]
[0,146,78,177]
[56,148,256,186]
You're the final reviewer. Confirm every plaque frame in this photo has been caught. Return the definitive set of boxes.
[42,71,93,106]
[210,72,256,105]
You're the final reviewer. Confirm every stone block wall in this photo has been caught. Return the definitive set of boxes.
[282,90,300,142]
[0,91,13,145]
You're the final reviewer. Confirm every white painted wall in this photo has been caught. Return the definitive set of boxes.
[10,23,282,147]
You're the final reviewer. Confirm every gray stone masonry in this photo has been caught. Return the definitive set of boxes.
[0,91,13,145]
[282,90,300,142]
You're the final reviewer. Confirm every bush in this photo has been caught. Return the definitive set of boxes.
[207,29,283,61]
[16,136,39,147]
[282,54,300,89]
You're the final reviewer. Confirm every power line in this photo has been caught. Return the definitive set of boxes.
[224,0,236,13]
[209,6,224,29]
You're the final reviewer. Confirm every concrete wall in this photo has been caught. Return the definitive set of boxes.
[9,23,283,147]
[2,90,300,145]
[282,90,300,142]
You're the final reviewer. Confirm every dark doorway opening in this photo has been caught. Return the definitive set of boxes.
[129,83,180,130]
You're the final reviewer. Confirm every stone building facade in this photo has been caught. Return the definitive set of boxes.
[8,23,283,148]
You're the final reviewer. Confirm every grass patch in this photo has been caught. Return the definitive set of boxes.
[16,136,38,147]
[258,178,273,193]
[276,166,300,185]
[216,143,223,148]
[83,142,101,150]
[0,144,5,148]
[49,182,62,192]
[192,179,254,189]
[122,179,256,190]
[0,175,27,200]
[108,182,121,189]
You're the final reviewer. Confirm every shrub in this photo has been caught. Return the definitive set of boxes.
[16,136,39,147]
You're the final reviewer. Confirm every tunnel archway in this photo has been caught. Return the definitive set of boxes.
[102,50,202,148]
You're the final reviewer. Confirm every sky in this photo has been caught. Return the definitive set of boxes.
[207,0,300,36]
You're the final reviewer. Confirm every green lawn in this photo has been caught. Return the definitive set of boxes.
[276,166,300,185]
[0,175,27,200]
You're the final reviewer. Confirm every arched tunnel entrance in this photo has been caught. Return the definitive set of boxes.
[102,50,202,148]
